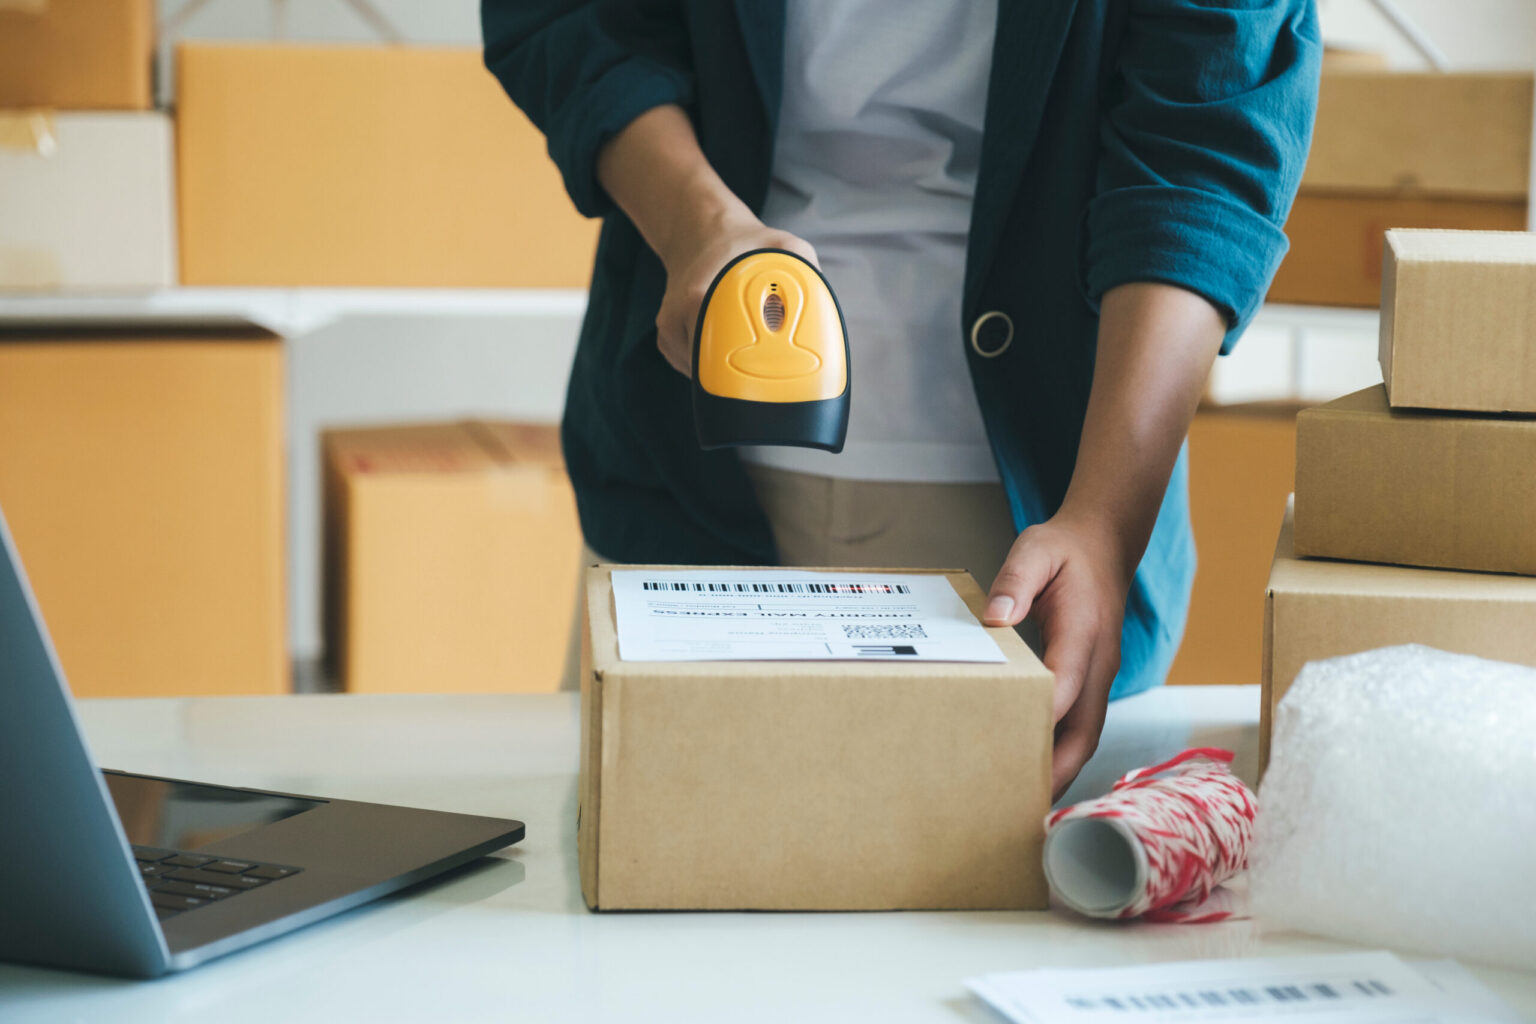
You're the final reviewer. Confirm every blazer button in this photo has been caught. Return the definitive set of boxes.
[970,310,1014,358]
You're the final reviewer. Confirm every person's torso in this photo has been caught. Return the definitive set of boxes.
[742,0,1001,483]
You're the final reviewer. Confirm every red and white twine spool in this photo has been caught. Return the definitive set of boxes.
[1043,748,1256,923]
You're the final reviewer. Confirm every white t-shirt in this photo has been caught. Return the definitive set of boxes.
[739,0,1000,483]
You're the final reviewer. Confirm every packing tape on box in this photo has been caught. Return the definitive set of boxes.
[1043,748,1255,923]
[0,111,57,156]
[1250,645,1536,971]
[0,0,48,12]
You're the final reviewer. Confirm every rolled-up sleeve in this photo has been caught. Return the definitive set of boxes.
[482,0,695,218]
[1083,0,1321,352]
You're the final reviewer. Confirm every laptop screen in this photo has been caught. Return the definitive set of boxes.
[104,772,322,851]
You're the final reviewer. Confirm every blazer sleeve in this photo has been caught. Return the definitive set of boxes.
[481,0,695,218]
[1082,0,1322,352]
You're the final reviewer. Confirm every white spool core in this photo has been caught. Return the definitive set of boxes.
[1043,817,1148,918]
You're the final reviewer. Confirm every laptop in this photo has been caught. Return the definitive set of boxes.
[0,507,525,978]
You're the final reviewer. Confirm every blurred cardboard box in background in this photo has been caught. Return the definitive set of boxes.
[323,420,580,694]
[0,0,155,110]
[1269,69,1532,307]
[176,43,600,288]
[0,112,176,291]
[1167,403,1301,686]
[0,319,286,697]
[1379,228,1536,413]
[1304,71,1532,197]
[1294,385,1536,576]
[578,565,1052,911]
[1315,46,1388,73]
[1262,502,1536,774]
[1271,193,1524,307]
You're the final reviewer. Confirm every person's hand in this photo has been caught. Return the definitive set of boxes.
[652,212,818,377]
[591,105,818,377]
[981,513,1137,799]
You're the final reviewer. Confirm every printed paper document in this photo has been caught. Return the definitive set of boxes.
[610,569,1006,663]
[967,952,1520,1023]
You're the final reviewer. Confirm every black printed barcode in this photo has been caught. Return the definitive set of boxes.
[1063,978,1393,1013]
[641,581,911,595]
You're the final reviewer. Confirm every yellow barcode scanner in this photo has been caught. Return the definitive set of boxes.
[692,248,850,452]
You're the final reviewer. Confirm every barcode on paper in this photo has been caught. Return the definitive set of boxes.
[841,623,928,640]
[640,581,911,595]
[1062,977,1394,1014]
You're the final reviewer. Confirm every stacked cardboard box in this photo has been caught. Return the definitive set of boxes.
[2,30,598,290]
[176,43,599,288]
[1168,403,1300,687]
[1264,229,1536,770]
[323,420,582,693]
[0,7,286,697]
[0,0,173,291]
[0,0,155,110]
[0,318,288,697]
[1269,68,1532,307]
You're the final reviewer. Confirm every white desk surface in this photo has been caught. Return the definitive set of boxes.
[3,685,1532,1022]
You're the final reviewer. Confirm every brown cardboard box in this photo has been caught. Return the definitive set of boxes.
[1379,229,1536,413]
[0,0,154,110]
[176,43,600,288]
[1293,385,1536,576]
[0,320,286,698]
[579,565,1052,911]
[1168,404,1299,686]
[1319,48,1389,74]
[1305,71,1532,199]
[1269,70,1532,307]
[1263,502,1536,773]
[324,421,581,694]
[0,112,177,291]
[1268,192,1525,307]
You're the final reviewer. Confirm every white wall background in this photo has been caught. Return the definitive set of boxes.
[153,0,1536,666]
[159,0,481,44]
[1320,0,1536,68]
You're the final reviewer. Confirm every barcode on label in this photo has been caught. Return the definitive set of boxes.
[842,623,927,640]
[1063,978,1393,1013]
[640,581,911,595]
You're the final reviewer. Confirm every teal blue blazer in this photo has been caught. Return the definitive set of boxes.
[483,1,1320,698]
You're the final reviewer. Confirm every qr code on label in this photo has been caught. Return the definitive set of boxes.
[840,623,928,640]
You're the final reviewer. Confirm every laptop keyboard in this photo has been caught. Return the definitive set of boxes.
[132,845,302,921]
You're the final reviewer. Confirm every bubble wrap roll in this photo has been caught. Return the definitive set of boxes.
[1250,645,1536,970]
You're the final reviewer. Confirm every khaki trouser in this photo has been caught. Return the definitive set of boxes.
[559,463,1023,691]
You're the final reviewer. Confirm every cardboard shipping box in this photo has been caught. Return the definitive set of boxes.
[579,565,1053,911]
[1379,229,1536,413]
[0,112,177,291]
[0,320,286,698]
[177,43,600,288]
[1269,192,1525,308]
[1294,385,1536,576]
[1318,47,1389,74]
[1304,71,1532,198]
[324,420,581,694]
[1168,404,1299,686]
[0,0,155,110]
[1269,70,1532,307]
[1263,502,1536,774]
